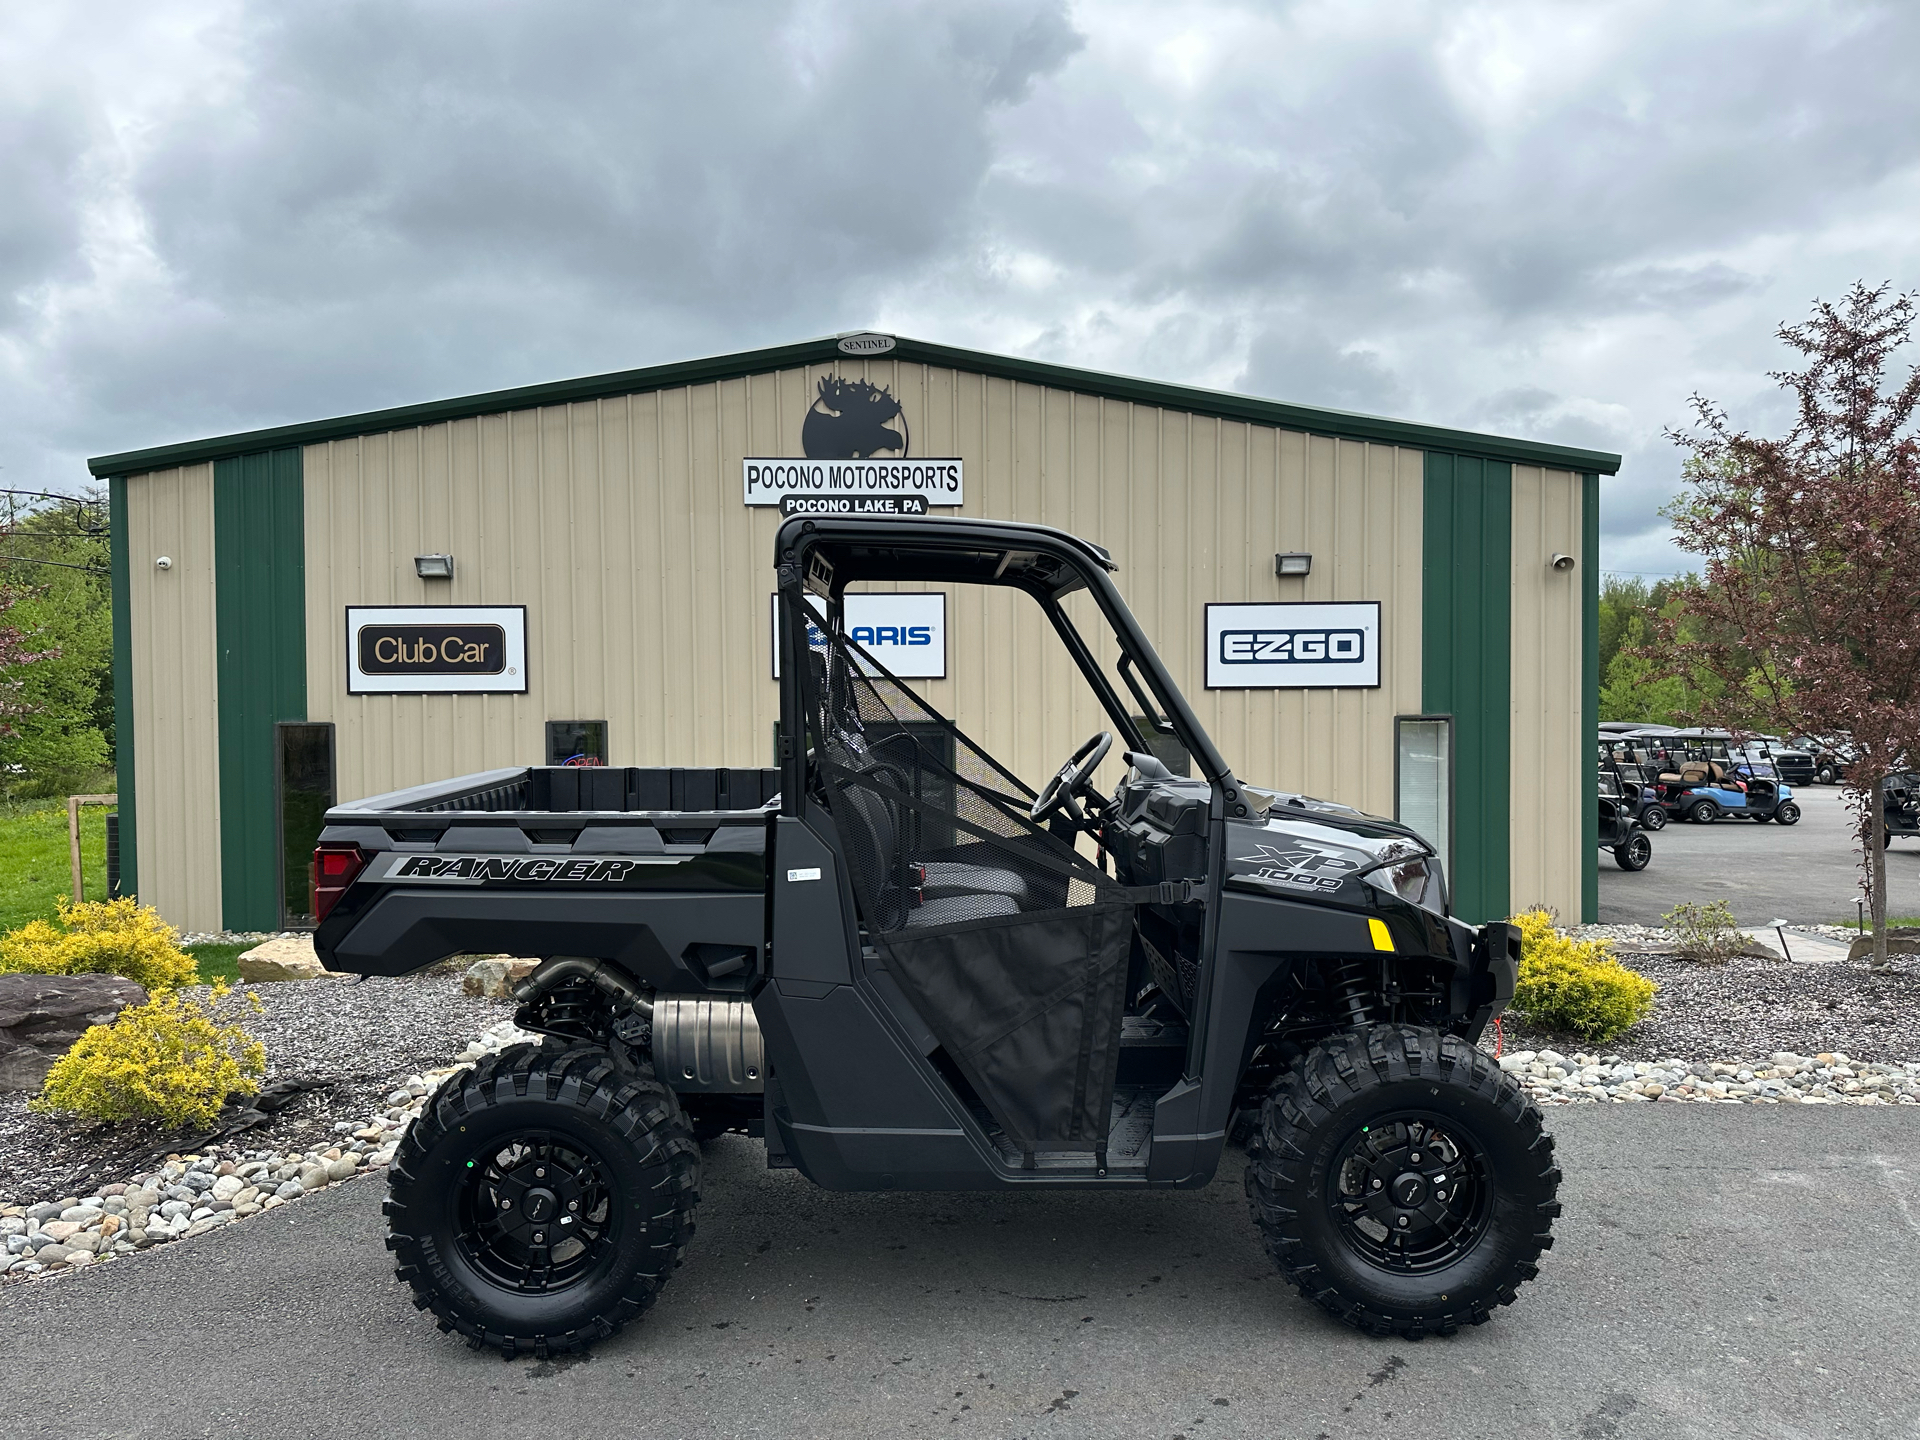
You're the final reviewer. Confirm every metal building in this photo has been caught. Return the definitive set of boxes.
[88,333,1620,935]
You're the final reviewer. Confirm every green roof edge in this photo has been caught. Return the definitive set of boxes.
[88,333,1623,478]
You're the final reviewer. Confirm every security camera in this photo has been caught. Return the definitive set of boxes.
[155,556,173,570]
[1548,553,1576,572]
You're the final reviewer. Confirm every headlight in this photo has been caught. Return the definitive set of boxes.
[1362,855,1438,909]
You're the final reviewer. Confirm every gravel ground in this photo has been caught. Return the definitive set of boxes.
[0,974,503,1207]
[1496,937,1920,1065]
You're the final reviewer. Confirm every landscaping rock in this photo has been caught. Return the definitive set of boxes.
[0,974,148,1091]
[236,935,341,983]
[1846,928,1920,964]
[461,957,540,999]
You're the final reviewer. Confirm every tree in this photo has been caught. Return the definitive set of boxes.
[1662,281,1920,970]
[0,490,111,798]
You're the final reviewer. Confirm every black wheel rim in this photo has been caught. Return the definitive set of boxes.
[1327,1112,1492,1275]
[456,1130,619,1295]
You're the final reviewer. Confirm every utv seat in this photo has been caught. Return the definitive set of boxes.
[832,771,1029,929]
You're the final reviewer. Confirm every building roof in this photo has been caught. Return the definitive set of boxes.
[88,332,1623,477]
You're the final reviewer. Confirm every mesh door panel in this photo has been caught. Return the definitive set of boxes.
[793,597,1132,1151]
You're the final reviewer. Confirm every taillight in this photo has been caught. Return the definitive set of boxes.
[311,842,369,923]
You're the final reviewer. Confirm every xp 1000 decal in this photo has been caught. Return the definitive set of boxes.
[1231,840,1362,894]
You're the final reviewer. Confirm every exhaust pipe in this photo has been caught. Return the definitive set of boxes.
[514,959,762,1093]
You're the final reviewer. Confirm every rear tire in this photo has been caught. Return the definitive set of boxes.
[1640,807,1667,831]
[1774,802,1800,825]
[1688,799,1718,824]
[1613,832,1652,870]
[385,1044,699,1358]
[1244,1026,1560,1339]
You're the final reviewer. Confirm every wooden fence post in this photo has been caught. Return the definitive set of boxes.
[67,794,119,903]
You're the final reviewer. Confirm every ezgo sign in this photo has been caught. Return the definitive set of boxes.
[347,606,528,694]
[1204,602,1380,689]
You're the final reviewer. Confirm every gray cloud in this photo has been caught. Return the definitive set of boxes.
[4,0,1919,577]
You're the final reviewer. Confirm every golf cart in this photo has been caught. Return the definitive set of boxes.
[1885,771,1920,847]
[1598,772,1653,870]
[1595,738,1667,831]
[1652,756,1800,825]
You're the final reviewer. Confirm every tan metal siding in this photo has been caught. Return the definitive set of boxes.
[125,464,223,933]
[304,362,1425,816]
[1509,466,1585,916]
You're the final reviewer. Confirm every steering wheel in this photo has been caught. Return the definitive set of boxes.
[1030,731,1113,825]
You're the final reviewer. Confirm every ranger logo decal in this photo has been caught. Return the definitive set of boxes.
[377,854,684,885]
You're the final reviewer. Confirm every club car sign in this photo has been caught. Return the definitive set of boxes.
[1204,602,1381,689]
[346,605,528,695]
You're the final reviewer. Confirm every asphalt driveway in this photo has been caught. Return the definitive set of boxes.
[1599,783,1920,928]
[3,1106,1917,1440]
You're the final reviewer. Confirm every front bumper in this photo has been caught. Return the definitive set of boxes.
[1447,918,1520,1041]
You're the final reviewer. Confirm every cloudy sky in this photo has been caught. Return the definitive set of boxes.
[6,0,1919,574]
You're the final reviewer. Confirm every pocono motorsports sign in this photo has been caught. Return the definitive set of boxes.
[1204,601,1381,689]
[346,605,528,695]
[743,459,964,516]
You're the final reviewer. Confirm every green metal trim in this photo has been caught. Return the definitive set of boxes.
[1581,472,1600,923]
[108,474,136,900]
[214,449,307,931]
[88,335,1623,479]
[1422,453,1512,924]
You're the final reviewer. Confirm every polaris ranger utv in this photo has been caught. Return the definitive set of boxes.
[313,514,1558,1357]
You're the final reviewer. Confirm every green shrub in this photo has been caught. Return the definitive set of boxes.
[0,896,196,992]
[1509,908,1656,1043]
[1662,899,1748,962]
[32,983,265,1127]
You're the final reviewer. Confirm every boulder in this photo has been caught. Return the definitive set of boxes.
[0,974,148,1091]
[1846,927,1920,964]
[236,935,342,983]
[462,957,541,999]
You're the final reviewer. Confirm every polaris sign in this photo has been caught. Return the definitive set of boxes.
[771,592,947,679]
[743,459,963,513]
[1204,602,1381,689]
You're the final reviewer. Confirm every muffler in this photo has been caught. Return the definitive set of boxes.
[651,997,765,1093]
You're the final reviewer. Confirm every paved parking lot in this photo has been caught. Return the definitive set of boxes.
[1599,783,1920,928]
[3,1106,1918,1440]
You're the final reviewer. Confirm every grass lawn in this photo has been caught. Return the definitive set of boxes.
[0,795,113,933]
[1,793,246,986]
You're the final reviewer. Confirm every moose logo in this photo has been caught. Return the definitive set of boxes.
[802,377,909,460]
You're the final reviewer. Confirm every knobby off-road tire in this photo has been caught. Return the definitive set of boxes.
[1245,1025,1560,1339]
[386,1043,700,1358]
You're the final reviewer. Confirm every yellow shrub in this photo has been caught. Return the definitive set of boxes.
[32,984,265,1127]
[1508,908,1656,1044]
[0,897,196,992]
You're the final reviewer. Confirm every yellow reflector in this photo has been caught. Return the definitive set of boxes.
[1368,918,1395,952]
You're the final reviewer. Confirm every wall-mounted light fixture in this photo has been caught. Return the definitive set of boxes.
[414,553,455,580]
[1274,552,1312,577]
[1548,553,1576,572]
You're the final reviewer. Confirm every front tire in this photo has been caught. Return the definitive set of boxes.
[385,1044,700,1358]
[1640,806,1667,831]
[1245,1026,1560,1338]
[1613,832,1652,870]
[1774,802,1801,825]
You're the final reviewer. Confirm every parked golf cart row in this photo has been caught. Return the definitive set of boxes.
[1597,730,1800,828]
[1599,722,1858,786]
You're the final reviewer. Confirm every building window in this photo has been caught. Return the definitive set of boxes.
[277,723,336,929]
[1395,716,1453,880]
[547,720,609,767]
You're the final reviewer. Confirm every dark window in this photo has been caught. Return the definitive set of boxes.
[547,720,609,767]
[277,723,336,929]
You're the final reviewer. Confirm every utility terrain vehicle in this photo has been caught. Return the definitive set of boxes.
[313,515,1558,1357]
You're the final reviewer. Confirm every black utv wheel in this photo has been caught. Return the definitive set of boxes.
[385,1043,700,1358]
[1613,831,1652,870]
[1245,1026,1560,1339]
